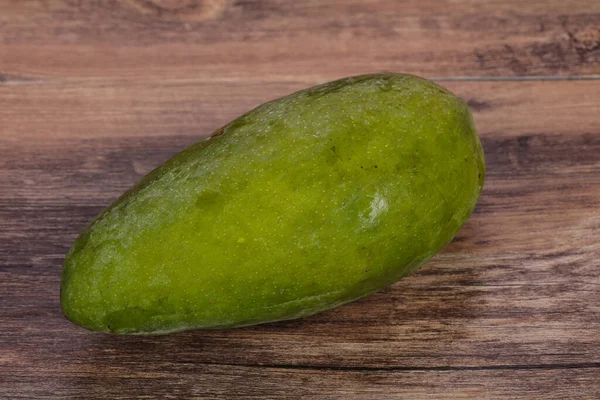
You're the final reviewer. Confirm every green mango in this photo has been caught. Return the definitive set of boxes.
[61,73,485,334]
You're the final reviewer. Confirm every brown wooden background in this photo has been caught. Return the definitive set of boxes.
[1,1,599,399]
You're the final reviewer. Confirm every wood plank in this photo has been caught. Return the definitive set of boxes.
[1,79,599,398]
[1,79,599,140]
[1,0,600,80]
[2,364,599,399]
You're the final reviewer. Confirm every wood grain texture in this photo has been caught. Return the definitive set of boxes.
[1,0,600,81]
[1,79,599,140]
[1,1,600,399]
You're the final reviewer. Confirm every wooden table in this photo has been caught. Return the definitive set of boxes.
[1,1,599,398]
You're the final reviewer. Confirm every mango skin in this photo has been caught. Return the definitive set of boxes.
[61,73,485,334]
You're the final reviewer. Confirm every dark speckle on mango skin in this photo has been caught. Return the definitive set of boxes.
[60,73,485,335]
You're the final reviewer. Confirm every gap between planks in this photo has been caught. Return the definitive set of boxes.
[2,73,600,86]
[181,361,600,372]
